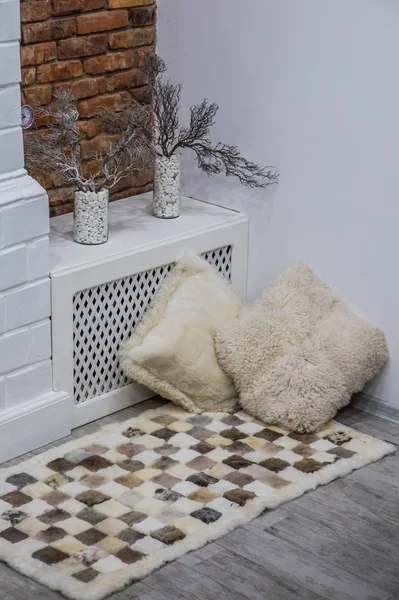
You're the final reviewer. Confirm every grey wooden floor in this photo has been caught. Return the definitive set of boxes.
[1,399,399,600]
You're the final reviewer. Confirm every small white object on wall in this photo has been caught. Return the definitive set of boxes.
[21,105,34,130]
[50,192,248,428]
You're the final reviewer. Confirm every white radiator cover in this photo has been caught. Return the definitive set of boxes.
[73,246,233,404]
[50,193,248,428]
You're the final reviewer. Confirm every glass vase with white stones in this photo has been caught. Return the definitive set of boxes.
[153,154,181,219]
[73,188,109,245]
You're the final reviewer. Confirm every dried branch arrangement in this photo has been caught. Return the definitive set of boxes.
[143,56,278,189]
[24,90,154,193]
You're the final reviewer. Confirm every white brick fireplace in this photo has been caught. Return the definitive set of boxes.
[0,0,70,462]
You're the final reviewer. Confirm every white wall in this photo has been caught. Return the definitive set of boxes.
[158,0,399,410]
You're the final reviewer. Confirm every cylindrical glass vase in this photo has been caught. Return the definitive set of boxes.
[73,188,109,245]
[153,154,181,218]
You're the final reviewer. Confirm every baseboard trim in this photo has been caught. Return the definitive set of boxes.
[0,390,71,464]
[352,392,399,424]
[72,383,155,429]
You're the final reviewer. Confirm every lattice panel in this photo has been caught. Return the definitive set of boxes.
[201,246,232,280]
[73,246,233,404]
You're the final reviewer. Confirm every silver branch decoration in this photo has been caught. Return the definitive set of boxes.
[142,55,279,189]
[24,90,154,193]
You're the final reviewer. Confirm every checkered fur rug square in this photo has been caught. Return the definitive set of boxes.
[0,405,394,600]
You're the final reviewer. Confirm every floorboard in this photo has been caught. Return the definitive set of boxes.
[192,549,326,600]
[266,509,399,593]
[177,542,223,567]
[110,581,151,600]
[217,526,391,600]
[0,562,62,600]
[144,561,247,600]
[285,479,399,558]
[134,592,170,600]
[0,399,398,600]
[337,405,399,444]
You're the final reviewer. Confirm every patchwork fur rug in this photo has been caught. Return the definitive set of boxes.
[0,405,395,600]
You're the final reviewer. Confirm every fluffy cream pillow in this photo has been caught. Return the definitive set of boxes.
[121,252,242,413]
[214,262,388,432]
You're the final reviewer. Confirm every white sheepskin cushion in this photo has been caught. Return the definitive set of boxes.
[121,252,242,413]
[214,262,388,432]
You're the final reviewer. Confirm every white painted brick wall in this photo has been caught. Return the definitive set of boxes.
[0,85,21,130]
[4,278,51,332]
[0,244,27,291]
[0,0,61,419]
[1,195,49,248]
[0,182,54,408]
[0,377,5,410]
[4,360,53,406]
[28,237,50,281]
[0,296,4,335]
[0,237,51,291]
[0,127,24,178]
[0,0,20,43]
[0,42,20,86]
[0,174,45,208]
[0,320,51,375]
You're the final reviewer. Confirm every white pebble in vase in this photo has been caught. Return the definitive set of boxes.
[153,154,181,218]
[73,188,109,245]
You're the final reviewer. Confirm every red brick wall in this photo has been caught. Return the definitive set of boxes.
[20,0,156,216]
